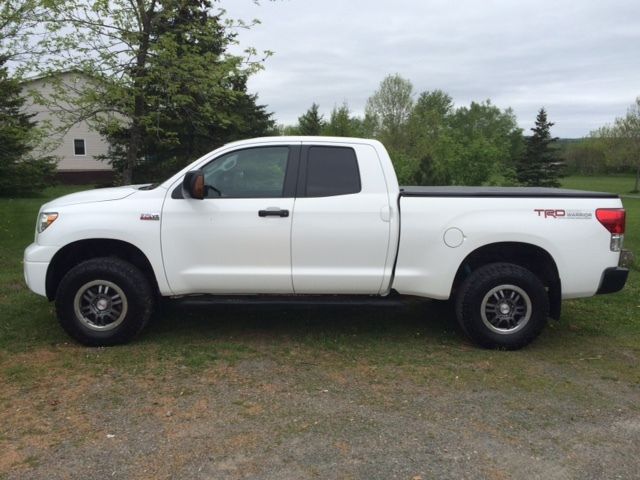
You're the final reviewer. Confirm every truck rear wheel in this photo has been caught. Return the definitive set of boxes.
[455,262,549,349]
[55,257,154,346]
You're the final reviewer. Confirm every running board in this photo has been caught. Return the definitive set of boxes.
[173,294,408,308]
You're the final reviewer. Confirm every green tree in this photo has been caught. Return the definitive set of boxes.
[451,102,523,181]
[353,111,378,138]
[562,138,608,175]
[365,74,413,151]
[296,103,324,135]
[616,99,640,192]
[323,103,357,137]
[408,90,453,148]
[0,59,56,196]
[37,0,271,184]
[591,98,640,192]
[277,124,299,136]
[0,0,40,67]
[407,97,522,186]
[516,108,563,187]
[405,90,454,185]
[389,151,419,185]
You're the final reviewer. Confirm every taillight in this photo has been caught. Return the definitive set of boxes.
[596,209,626,234]
[596,208,625,252]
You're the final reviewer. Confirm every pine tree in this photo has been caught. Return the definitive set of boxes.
[517,108,563,187]
[297,103,324,135]
[323,103,354,137]
[0,58,56,196]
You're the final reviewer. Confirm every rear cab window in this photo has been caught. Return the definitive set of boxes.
[304,146,361,197]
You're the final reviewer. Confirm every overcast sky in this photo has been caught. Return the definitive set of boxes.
[222,0,639,138]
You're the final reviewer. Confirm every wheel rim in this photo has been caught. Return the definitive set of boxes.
[480,284,532,335]
[73,280,128,332]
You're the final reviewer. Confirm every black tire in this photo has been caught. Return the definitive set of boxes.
[55,257,154,346]
[455,262,549,350]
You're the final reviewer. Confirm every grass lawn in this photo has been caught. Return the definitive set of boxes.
[0,179,638,479]
[561,174,638,195]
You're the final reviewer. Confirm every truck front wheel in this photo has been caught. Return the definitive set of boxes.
[55,257,154,346]
[455,262,549,349]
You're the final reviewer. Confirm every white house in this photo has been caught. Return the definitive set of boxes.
[21,72,114,183]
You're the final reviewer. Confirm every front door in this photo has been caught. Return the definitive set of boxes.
[161,145,299,295]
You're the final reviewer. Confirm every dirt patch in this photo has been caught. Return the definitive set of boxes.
[0,445,25,474]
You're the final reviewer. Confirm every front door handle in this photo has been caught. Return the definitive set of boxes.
[258,208,289,218]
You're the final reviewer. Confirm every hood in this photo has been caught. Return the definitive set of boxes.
[42,185,148,209]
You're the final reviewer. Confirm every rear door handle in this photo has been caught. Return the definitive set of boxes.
[258,208,289,218]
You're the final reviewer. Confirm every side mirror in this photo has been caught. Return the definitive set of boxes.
[182,170,205,200]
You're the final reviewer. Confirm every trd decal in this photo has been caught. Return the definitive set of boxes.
[534,209,565,218]
[534,209,592,220]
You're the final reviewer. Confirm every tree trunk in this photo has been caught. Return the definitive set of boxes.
[123,120,141,185]
[634,162,640,193]
[122,152,134,185]
[123,92,145,185]
[120,0,154,185]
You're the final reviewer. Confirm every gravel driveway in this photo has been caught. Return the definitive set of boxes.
[2,302,639,479]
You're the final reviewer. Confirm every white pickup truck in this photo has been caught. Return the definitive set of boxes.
[24,137,629,349]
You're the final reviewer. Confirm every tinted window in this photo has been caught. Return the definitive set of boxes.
[202,146,289,198]
[306,146,360,197]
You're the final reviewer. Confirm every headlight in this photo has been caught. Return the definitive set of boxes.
[38,212,58,233]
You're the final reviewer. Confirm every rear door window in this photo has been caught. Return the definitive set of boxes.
[305,146,361,197]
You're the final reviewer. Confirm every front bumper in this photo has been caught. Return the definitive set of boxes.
[596,267,629,295]
[23,243,58,298]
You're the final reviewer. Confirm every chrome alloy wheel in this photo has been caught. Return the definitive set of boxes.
[73,280,128,331]
[480,284,532,334]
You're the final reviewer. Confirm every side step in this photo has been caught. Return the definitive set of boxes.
[173,294,409,308]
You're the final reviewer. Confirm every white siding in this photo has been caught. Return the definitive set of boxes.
[21,73,112,172]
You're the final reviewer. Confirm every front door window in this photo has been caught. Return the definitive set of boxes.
[202,147,289,198]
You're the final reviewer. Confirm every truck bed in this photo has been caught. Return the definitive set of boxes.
[399,186,619,198]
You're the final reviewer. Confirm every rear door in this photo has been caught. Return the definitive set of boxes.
[291,142,392,294]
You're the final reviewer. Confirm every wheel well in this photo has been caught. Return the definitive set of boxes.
[452,242,561,319]
[46,239,159,301]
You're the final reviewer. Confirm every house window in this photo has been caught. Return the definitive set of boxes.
[74,139,86,156]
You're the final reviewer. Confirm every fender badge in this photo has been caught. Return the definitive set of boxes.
[140,213,160,221]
